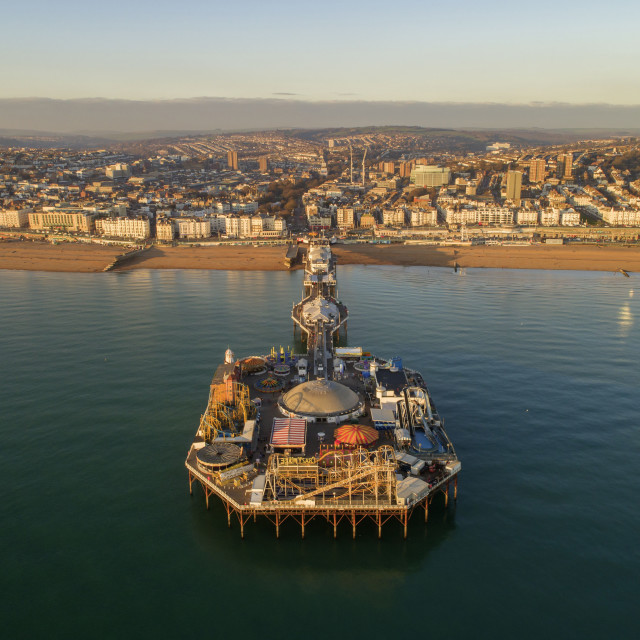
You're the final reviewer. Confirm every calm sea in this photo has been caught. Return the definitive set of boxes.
[1,266,638,639]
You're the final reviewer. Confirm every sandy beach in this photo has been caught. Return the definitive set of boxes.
[1,241,640,274]
[0,242,123,272]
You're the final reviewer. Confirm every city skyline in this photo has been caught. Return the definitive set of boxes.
[2,0,639,107]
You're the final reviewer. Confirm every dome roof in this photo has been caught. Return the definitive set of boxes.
[280,379,360,417]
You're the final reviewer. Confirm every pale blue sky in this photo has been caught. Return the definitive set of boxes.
[2,0,639,104]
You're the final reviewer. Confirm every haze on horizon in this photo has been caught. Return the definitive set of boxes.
[1,0,639,132]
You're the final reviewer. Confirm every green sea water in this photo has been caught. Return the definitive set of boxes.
[1,266,638,639]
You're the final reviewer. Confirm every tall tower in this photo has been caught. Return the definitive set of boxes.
[362,147,367,186]
[258,155,268,173]
[506,170,522,202]
[349,144,354,184]
[529,158,546,183]
[227,150,238,171]
[557,153,572,179]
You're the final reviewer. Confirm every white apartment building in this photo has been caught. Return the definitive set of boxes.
[382,208,406,226]
[96,216,151,239]
[516,209,538,225]
[600,208,640,226]
[156,219,175,241]
[560,209,580,226]
[410,207,438,226]
[442,207,478,225]
[477,206,514,225]
[539,209,560,226]
[209,215,226,234]
[175,218,211,239]
[0,208,31,227]
[336,207,355,230]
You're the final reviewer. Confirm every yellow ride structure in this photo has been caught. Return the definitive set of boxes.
[264,445,398,506]
[199,380,256,443]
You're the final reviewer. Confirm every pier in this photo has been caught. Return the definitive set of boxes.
[185,243,460,538]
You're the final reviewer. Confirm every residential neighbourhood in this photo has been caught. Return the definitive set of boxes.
[1,130,640,244]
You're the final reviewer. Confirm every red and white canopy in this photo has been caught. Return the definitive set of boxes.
[271,418,307,448]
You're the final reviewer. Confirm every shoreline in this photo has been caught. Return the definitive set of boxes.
[2,241,640,274]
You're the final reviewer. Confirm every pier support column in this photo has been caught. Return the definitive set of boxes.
[403,511,408,539]
[424,499,429,523]
[240,517,244,539]
[188,471,193,495]
[444,482,449,508]
[378,512,382,539]
[226,502,231,527]
[333,513,337,538]
[352,511,356,539]
[454,476,458,502]
[276,511,280,538]
[205,487,210,510]
[301,513,305,539]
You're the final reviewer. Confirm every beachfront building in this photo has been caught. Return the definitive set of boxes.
[539,208,560,226]
[477,206,514,225]
[95,216,151,239]
[336,207,356,230]
[0,208,32,228]
[359,212,376,228]
[599,208,640,226]
[225,215,252,238]
[516,209,538,225]
[441,207,478,225]
[156,218,175,242]
[249,214,286,237]
[560,209,580,226]
[440,205,514,226]
[308,213,333,231]
[175,218,212,239]
[410,206,438,226]
[28,209,96,233]
[382,208,406,227]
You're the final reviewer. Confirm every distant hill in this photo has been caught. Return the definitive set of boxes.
[1,97,640,138]
[0,123,637,152]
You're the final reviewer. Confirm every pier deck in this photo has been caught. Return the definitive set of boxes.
[185,358,459,538]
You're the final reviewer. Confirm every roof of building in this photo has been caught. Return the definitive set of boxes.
[280,379,360,417]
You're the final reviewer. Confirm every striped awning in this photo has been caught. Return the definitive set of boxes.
[271,418,307,448]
